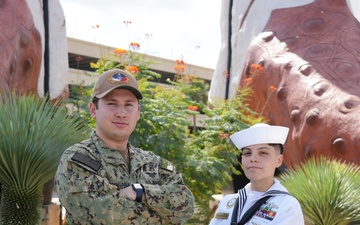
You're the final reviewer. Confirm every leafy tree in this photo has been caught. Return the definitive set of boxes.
[67,82,94,127]
[279,156,360,225]
[0,93,91,224]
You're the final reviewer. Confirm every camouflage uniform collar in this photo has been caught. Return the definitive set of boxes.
[90,132,155,170]
[90,131,131,150]
[90,131,129,166]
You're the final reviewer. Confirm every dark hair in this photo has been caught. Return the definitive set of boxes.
[275,164,289,177]
[270,144,285,176]
[92,97,99,109]
[269,144,284,154]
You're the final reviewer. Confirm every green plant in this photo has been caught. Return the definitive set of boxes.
[66,82,95,127]
[0,93,91,224]
[279,156,360,225]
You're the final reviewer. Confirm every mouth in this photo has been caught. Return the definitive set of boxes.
[247,166,261,170]
[113,121,128,126]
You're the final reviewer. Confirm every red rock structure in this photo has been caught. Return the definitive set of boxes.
[240,0,360,167]
[0,0,42,95]
[0,0,69,100]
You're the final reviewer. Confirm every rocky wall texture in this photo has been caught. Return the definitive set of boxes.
[0,0,69,99]
[0,0,42,95]
[240,0,360,167]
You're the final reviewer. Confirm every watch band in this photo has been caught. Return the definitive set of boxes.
[132,183,143,202]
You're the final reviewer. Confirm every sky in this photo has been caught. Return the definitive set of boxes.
[59,0,222,69]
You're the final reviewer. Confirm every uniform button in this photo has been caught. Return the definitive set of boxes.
[150,201,156,207]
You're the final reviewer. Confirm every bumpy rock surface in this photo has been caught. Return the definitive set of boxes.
[241,0,360,167]
[0,0,42,95]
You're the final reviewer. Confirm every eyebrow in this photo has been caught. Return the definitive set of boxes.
[104,97,136,102]
[242,146,272,151]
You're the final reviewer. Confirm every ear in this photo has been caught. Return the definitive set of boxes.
[137,105,141,121]
[89,102,96,118]
[276,154,283,168]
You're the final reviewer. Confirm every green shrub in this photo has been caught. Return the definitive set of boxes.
[280,156,360,225]
[0,93,91,224]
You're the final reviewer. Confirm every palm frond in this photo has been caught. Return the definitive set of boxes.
[0,93,91,188]
[279,156,360,225]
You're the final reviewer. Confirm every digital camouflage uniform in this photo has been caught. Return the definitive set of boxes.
[55,132,194,224]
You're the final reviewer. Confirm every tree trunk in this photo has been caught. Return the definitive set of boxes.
[0,185,42,225]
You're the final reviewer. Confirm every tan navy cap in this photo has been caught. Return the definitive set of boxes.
[91,69,143,99]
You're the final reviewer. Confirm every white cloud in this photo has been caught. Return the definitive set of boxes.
[59,0,221,69]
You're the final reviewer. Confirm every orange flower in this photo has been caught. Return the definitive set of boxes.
[187,105,199,111]
[174,65,185,73]
[250,64,264,71]
[269,85,277,92]
[242,77,253,86]
[130,42,140,50]
[248,64,264,78]
[114,48,127,55]
[125,65,139,74]
[174,59,186,73]
[175,59,185,65]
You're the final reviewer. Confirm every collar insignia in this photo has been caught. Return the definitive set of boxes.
[226,197,237,208]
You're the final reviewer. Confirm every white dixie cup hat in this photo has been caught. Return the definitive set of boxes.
[230,123,289,150]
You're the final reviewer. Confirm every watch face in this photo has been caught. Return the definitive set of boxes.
[133,183,142,189]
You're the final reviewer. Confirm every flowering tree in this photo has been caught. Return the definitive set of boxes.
[241,64,278,117]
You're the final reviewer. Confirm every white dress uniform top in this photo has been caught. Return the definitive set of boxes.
[209,179,304,225]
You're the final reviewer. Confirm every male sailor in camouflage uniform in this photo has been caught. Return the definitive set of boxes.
[55,69,195,224]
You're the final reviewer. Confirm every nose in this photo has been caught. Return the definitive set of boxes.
[250,154,258,162]
[115,107,126,118]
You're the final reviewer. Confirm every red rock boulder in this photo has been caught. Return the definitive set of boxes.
[0,0,42,95]
[240,0,360,167]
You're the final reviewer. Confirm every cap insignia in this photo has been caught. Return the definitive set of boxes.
[109,72,130,83]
